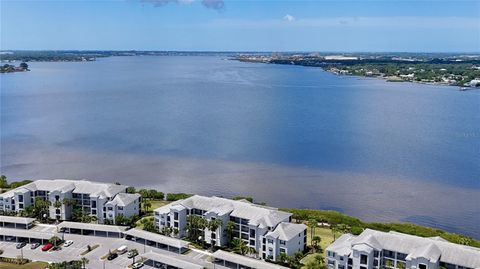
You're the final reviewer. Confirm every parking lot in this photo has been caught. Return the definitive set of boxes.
[0,230,221,269]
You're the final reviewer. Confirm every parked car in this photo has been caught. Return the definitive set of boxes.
[117,245,128,254]
[16,242,27,249]
[127,250,138,259]
[132,262,144,269]
[42,243,54,251]
[30,242,41,249]
[63,240,74,247]
[107,253,118,260]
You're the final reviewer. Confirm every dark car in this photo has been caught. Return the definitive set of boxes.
[16,242,27,249]
[107,253,118,261]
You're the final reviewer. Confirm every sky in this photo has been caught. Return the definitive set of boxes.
[1,0,479,52]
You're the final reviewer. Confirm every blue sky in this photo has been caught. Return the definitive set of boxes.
[1,0,479,52]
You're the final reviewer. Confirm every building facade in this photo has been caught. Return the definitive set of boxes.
[0,179,140,224]
[326,229,480,269]
[154,195,306,260]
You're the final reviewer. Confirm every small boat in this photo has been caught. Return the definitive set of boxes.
[459,87,468,91]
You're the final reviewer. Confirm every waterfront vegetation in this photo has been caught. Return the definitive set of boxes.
[284,208,480,248]
[0,261,48,269]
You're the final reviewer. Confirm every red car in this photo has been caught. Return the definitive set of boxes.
[41,243,54,251]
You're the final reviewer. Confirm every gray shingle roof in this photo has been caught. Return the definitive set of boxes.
[109,193,140,206]
[265,222,306,241]
[0,227,54,240]
[348,229,480,268]
[158,195,292,228]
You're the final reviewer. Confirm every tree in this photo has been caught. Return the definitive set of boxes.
[142,218,156,233]
[126,187,136,194]
[277,252,288,264]
[185,215,207,242]
[307,219,317,245]
[248,247,257,258]
[226,221,236,246]
[312,235,321,253]
[49,236,62,247]
[231,238,248,255]
[130,248,139,265]
[34,197,50,222]
[0,175,7,188]
[80,257,89,269]
[142,200,152,214]
[303,254,326,269]
[19,62,29,70]
[207,218,222,249]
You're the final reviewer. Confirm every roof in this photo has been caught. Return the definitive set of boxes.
[0,227,54,240]
[142,251,203,269]
[57,221,128,233]
[346,229,480,268]
[265,222,306,241]
[157,195,292,228]
[123,228,190,249]
[1,179,128,199]
[0,216,35,225]
[109,193,140,206]
[213,250,290,269]
[326,234,355,257]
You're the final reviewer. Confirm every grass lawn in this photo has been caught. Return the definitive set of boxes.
[147,200,171,213]
[306,226,342,255]
[135,216,154,229]
[0,262,48,269]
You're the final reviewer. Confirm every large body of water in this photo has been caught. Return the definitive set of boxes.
[1,56,479,238]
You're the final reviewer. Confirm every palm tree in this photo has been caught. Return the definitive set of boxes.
[303,254,326,269]
[307,219,317,245]
[81,257,89,269]
[208,218,222,250]
[225,221,236,246]
[143,200,152,214]
[231,238,248,255]
[312,235,321,253]
[130,248,139,265]
[248,247,257,258]
[277,252,288,265]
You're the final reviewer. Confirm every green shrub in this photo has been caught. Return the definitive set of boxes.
[166,193,193,201]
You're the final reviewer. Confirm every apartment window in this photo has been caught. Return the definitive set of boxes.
[267,239,274,244]
[56,209,60,214]
[339,266,345,269]
[107,207,113,210]
[383,250,395,258]
[92,209,97,215]
[360,267,367,269]
[118,206,124,210]
[279,240,286,245]
[91,201,97,208]
[360,254,368,265]
[174,222,179,228]
[396,253,407,261]
[373,259,378,267]
[19,204,24,209]
[262,238,266,244]
[340,256,344,261]
[18,195,24,202]
[174,212,179,220]
[55,195,60,201]
[419,264,427,269]
[280,248,286,253]
[249,239,255,246]
[374,250,380,257]
[212,233,216,239]
[250,229,255,237]
[348,258,352,265]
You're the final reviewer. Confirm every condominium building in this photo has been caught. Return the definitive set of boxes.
[0,179,140,224]
[326,229,480,269]
[154,195,307,260]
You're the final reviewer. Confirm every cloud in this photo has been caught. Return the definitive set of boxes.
[139,0,224,10]
[283,14,295,22]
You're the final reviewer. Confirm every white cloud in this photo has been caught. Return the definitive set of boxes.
[283,14,295,22]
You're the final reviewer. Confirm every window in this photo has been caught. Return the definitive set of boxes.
[419,264,427,269]
[212,233,216,239]
[55,195,60,201]
[267,239,274,244]
[360,254,368,265]
[250,239,255,246]
[19,204,24,209]
[107,207,113,210]
[174,212,178,220]
[374,250,379,257]
[279,240,286,245]
[91,201,97,208]
[250,229,255,237]
[18,195,24,202]
[280,248,286,253]
[339,266,345,269]
[118,206,124,210]
[92,209,97,214]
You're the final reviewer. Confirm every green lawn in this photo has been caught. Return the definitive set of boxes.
[146,200,171,213]
[0,262,48,269]
[306,226,342,255]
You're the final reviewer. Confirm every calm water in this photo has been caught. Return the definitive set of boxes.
[1,56,479,237]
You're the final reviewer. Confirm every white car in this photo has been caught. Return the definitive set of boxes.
[63,240,73,247]
[132,263,144,269]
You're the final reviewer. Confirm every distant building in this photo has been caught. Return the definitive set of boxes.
[154,195,306,260]
[0,179,140,224]
[326,229,480,269]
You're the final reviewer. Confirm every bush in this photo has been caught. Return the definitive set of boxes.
[166,193,192,201]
